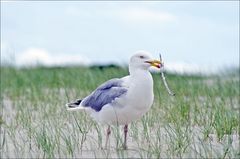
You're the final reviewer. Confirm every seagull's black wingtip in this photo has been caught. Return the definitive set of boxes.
[66,99,82,108]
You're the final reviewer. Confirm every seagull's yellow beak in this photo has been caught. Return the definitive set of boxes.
[145,60,162,68]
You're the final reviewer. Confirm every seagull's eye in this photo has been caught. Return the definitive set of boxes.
[139,55,145,59]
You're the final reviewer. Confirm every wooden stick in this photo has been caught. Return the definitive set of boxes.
[159,54,175,96]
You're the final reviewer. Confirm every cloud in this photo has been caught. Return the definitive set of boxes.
[164,62,220,75]
[119,7,176,23]
[6,47,222,74]
[149,61,222,75]
[16,48,90,67]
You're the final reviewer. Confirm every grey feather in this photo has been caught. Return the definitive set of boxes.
[81,78,128,112]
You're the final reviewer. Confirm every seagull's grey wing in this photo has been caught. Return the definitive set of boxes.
[81,78,128,112]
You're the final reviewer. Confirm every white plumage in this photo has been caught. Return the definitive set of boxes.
[66,50,162,149]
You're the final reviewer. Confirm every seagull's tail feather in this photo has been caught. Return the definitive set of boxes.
[66,99,85,111]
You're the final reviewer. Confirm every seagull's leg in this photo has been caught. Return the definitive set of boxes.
[105,125,111,149]
[123,124,128,150]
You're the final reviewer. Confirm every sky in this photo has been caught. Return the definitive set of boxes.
[1,1,239,73]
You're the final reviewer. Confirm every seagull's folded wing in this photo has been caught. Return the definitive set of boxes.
[81,78,128,112]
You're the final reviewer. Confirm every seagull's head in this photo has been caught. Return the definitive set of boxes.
[129,51,162,71]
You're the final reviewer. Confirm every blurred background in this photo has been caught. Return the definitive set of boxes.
[1,1,239,74]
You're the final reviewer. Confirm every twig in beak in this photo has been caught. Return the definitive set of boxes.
[159,53,175,96]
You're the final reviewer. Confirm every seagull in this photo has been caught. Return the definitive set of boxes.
[66,51,162,149]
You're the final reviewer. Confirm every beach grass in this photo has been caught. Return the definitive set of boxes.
[1,66,239,158]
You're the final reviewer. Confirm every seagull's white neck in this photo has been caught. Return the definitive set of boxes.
[129,66,153,83]
[128,65,154,112]
[129,67,148,76]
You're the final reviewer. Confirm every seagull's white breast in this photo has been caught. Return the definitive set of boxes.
[127,73,153,108]
[122,71,154,122]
